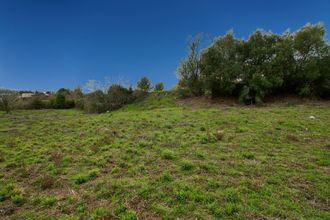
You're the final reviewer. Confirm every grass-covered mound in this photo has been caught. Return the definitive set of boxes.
[0,95,329,219]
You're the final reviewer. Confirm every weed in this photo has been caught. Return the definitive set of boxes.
[181,160,194,171]
[162,149,174,160]
[240,152,255,160]
[11,194,24,205]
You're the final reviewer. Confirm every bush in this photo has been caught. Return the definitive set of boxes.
[83,90,108,113]
[154,82,164,92]
[137,76,151,92]
[107,84,135,110]
[162,149,174,160]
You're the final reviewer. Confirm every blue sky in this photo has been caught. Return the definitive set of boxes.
[0,0,329,91]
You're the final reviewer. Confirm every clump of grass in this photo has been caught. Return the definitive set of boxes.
[200,134,217,144]
[74,169,99,185]
[160,170,172,182]
[162,149,174,160]
[11,194,24,205]
[196,151,205,160]
[90,207,110,219]
[76,202,87,213]
[138,140,149,148]
[181,160,194,171]
[32,195,57,207]
[40,175,55,190]
[224,202,240,216]
[240,152,255,160]
[224,188,240,203]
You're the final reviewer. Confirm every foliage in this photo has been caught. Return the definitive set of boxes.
[154,82,164,92]
[83,90,108,113]
[178,23,330,103]
[177,34,204,96]
[107,84,135,110]
[0,90,17,113]
[137,76,151,92]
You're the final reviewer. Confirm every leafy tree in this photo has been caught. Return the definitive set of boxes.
[137,76,151,92]
[154,82,164,92]
[201,32,243,97]
[178,23,330,103]
[293,23,329,96]
[177,34,203,95]
[0,90,17,113]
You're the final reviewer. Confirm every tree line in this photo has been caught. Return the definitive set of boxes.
[177,23,330,103]
[0,77,164,113]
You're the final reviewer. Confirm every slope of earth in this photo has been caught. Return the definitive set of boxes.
[0,95,329,219]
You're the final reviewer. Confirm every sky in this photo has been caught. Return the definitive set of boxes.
[0,0,329,91]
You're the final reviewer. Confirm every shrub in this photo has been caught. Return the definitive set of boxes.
[154,82,164,92]
[107,84,135,110]
[83,90,108,113]
[137,76,151,92]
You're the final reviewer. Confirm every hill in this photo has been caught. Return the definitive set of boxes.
[0,94,329,219]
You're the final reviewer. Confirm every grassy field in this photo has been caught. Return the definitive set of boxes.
[0,94,329,219]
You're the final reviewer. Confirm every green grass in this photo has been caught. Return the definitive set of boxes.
[0,95,329,219]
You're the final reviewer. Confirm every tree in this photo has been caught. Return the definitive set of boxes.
[137,76,151,92]
[177,34,203,95]
[0,90,17,113]
[201,32,243,97]
[154,82,164,92]
[293,23,329,96]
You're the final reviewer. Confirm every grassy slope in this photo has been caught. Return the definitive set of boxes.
[0,94,329,219]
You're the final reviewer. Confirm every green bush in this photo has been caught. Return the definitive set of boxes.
[154,82,164,92]
[107,84,135,110]
[83,90,108,113]
[137,76,151,92]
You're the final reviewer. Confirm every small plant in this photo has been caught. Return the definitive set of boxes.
[160,171,172,182]
[76,202,87,213]
[91,207,110,219]
[138,140,149,148]
[224,188,240,203]
[74,169,99,185]
[11,194,24,205]
[196,151,205,159]
[224,203,240,216]
[240,152,255,160]
[162,149,174,160]
[40,175,55,190]
[181,160,194,171]
[42,196,57,207]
